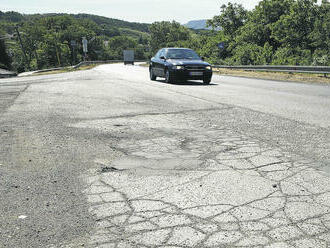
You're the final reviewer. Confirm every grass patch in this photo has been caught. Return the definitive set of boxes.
[140,63,329,84]
[213,68,330,84]
[34,64,98,76]
[139,63,149,68]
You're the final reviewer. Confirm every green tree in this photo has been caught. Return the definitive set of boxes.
[207,3,248,37]
[175,32,229,64]
[0,11,153,71]
[100,24,120,37]
[19,21,46,69]
[309,0,330,64]
[235,0,294,48]
[149,21,191,53]
[229,43,265,65]
[0,39,11,69]
[271,0,318,51]
[104,36,137,60]
[272,47,312,65]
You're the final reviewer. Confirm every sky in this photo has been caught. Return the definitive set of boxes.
[1,0,265,24]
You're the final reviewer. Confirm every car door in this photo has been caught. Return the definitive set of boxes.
[158,49,167,77]
[151,49,163,77]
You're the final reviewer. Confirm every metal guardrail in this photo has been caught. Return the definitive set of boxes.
[212,65,330,76]
[16,60,147,77]
[73,60,123,69]
[33,66,71,74]
[73,60,147,69]
[10,61,330,78]
[0,68,17,78]
[33,61,125,73]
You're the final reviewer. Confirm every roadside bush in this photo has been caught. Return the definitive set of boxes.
[312,49,329,66]
[0,39,11,69]
[272,47,312,65]
[229,43,266,65]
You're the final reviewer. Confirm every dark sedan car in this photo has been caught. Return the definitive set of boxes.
[149,48,213,84]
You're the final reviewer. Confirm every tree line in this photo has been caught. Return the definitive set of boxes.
[0,12,150,72]
[150,0,329,66]
[0,0,329,72]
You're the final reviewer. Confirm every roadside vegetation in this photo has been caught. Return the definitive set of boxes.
[148,0,329,66]
[0,13,150,72]
[0,0,329,73]
[213,69,330,84]
[32,64,98,76]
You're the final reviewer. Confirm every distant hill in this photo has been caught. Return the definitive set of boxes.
[0,11,151,35]
[184,20,211,30]
[0,11,25,22]
[71,13,150,33]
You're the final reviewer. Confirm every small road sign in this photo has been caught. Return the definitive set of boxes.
[123,50,134,65]
[218,42,225,49]
[82,37,88,53]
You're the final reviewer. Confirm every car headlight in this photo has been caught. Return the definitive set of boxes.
[206,66,212,70]
[173,65,184,70]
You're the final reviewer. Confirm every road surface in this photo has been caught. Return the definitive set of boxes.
[0,64,330,248]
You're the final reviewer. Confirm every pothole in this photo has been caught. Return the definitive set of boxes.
[100,166,124,173]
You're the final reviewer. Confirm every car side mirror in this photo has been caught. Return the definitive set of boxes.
[160,56,166,60]
[201,57,205,61]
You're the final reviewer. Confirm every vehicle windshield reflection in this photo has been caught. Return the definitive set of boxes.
[166,49,200,60]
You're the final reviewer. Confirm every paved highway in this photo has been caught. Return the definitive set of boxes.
[0,64,329,247]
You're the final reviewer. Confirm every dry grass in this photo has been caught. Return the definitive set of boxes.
[33,64,98,76]
[139,63,149,67]
[139,63,329,84]
[213,68,330,84]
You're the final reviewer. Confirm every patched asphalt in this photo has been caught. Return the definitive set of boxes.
[0,64,329,247]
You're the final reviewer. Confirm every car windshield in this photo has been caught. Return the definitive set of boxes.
[166,49,201,60]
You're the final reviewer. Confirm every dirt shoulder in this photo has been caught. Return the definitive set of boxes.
[33,64,98,76]
[213,68,330,84]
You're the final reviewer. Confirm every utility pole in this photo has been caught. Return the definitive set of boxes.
[15,25,29,70]
[70,40,77,65]
[55,44,61,66]
[34,46,40,69]
[54,29,61,67]
[82,37,88,61]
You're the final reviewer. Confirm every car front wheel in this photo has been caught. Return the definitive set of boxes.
[203,78,211,85]
[165,69,174,83]
[150,68,156,81]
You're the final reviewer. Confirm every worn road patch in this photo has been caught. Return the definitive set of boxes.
[79,112,330,248]
[1,64,329,248]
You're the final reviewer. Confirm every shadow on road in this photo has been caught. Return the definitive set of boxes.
[156,79,218,86]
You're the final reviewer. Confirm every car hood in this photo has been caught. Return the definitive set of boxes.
[167,59,210,66]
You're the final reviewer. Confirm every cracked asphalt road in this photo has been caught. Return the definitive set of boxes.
[0,64,330,248]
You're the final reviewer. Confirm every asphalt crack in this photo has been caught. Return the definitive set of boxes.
[82,112,330,248]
